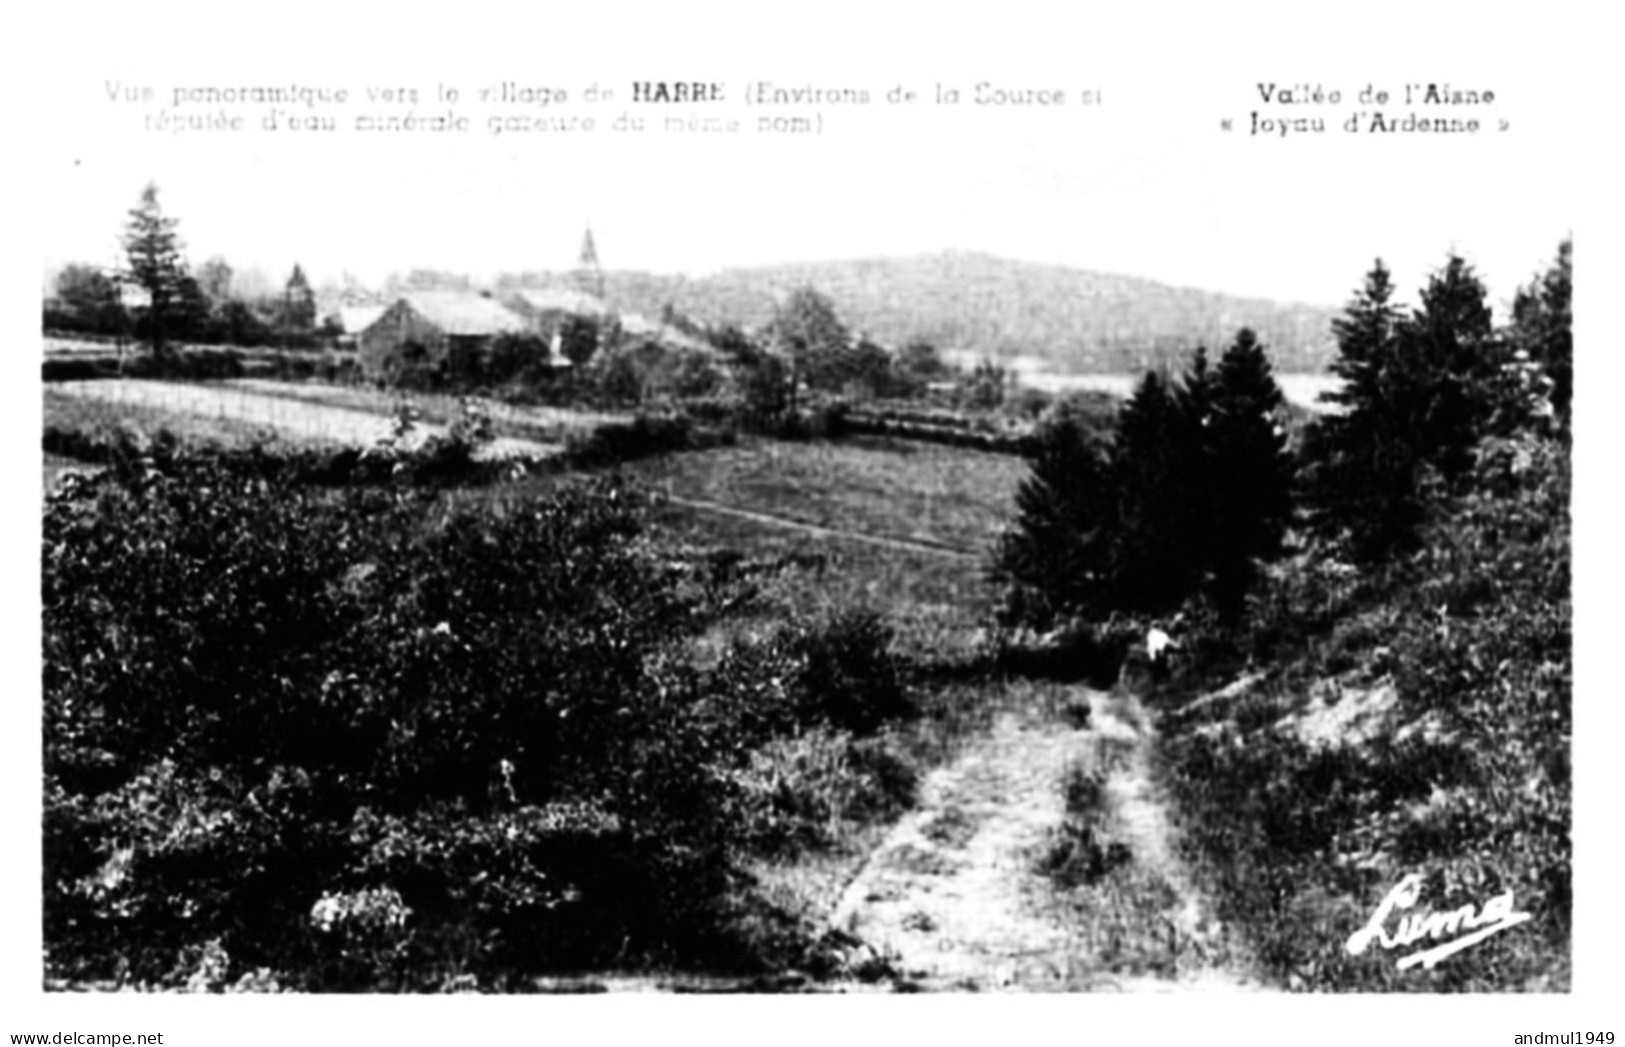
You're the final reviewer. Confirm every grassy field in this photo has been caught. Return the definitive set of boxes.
[44,381,565,461]
[620,435,1027,555]
[43,386,337,450]
[225,379,627,445]
[480,435,1027,659]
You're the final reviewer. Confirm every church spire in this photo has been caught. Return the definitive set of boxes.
[577,224,604,300]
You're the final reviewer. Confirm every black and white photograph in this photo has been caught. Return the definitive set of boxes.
[11,0,1613,1040]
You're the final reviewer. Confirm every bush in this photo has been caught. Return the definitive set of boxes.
[43,357,118,382]
[42,453,757,989]
[42,441,933,989]
[727,730,915,855]
[121,347,246,380]
[563,413,697,468]
[787,608,911,736]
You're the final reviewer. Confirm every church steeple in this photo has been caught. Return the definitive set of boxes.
[576,224,604,300]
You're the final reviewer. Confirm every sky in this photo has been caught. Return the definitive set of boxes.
[31,2,1579,311]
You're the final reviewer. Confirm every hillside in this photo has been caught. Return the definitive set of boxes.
[1155,432,1571,990]
[501,253,1340,375]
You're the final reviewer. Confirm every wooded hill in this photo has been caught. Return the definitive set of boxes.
[498,252,1340,374]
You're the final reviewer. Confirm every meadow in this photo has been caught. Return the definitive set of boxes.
[621,436,1027,555]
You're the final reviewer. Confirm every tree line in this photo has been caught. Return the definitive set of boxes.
[996,242,1572,631]
[46,183,327,352]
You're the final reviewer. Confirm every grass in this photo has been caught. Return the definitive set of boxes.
[43,379,614,464]
[621,435,1027,554]
[43,387,332,451]
[225,379,626,445]
[479,435,1025,660]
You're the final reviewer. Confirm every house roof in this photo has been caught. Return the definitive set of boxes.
[401,292,529,336]
[337,304,387,334]
[505,287,612,318]
[618,312,715,355]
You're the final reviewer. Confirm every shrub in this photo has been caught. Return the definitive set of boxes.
[727,730,916,855]
[788,608,911,736]
[562,413,715,469]
[122,347,246,380]
[43,357,118,382]
[43,443,933,989]
[43,452,753,989]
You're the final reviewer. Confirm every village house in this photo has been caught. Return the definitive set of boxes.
[356,291,530,380]
[332,303,387,351]
[615,311,717,356]
[500,287,613,358]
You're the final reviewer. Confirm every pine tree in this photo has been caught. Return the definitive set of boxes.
[1174,345,1215,429]
[1409,254,1503,478]
[1509,238,1572,431]
[1309,254,1506,560]
[282,263,317,336]
[1172,346,1218,582]
[1323,259,1402,418]
[1345,253,1506,491]
[1307,259,1426,557]
[1206,329,1294,620]
[121,183,187,357]
[994,406,1117,627]
[1112,369,1201,613]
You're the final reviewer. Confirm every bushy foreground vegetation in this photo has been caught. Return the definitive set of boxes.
[43,442,936,990]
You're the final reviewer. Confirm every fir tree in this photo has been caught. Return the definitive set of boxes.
[1112,369,1201,612]
[1173,345,1219,582]
[121,183,187,358]
[1509,238,1572,431]
[994,406,1117,627]
[1322,258,1402,418]
[1305,260,1424,559]
[1408,254,1503,478]
[1206,329,1294,620]
[282,263,317,335]
[1309,254,1505,560]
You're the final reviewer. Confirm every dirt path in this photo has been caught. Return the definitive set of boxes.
[831,688,1265,992]
[660,495,979,561]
